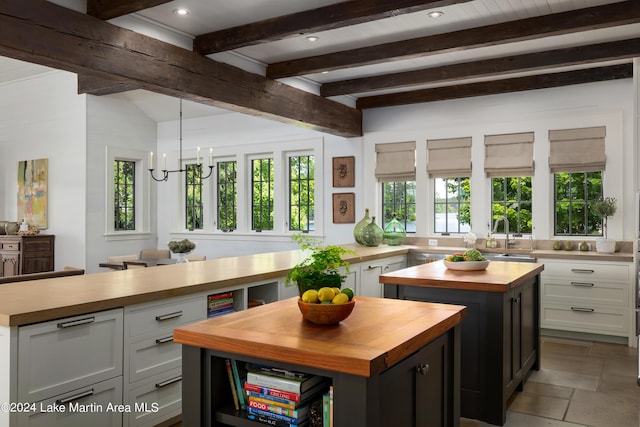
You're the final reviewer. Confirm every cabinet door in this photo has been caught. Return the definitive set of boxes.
[504,279,536,392]
[1,252,21,277]
[17,377,122,427]
[359,264,383,297]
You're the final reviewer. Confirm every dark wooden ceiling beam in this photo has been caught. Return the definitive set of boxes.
[268,0,640,79]
[322,38,640,97]
[193,0,473,55]
[87,0,172,20]
[1,0,361,137]
[77,75,140,96]
[356,64,633,109]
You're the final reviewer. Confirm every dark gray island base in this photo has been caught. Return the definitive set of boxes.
[381,261,544,426]
[175,296,466,427]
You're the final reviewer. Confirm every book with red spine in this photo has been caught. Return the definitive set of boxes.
[245,392,297,409]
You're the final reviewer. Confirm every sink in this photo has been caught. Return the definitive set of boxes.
[482,253,537,263]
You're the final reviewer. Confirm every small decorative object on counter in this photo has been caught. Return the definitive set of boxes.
[383,212,406,246]
[168,239,196,263]
[19,218,29,232]
[553,241,562,250]
[564,241,573,251]
[579,241,589,251]
[463,231,477,248]
[353,208,370,245]
[361,216,384,247]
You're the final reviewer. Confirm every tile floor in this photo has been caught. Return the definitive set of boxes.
[461,336,640,427]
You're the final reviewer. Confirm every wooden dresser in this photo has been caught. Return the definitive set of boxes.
[0,234,55,277]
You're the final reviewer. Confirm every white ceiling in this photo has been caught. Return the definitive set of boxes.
[1,0,635,122]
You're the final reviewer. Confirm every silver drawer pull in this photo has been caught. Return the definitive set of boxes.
[155,311,183,321]
[156,375,182,388]
[155,335,174,344]
[571,307,595,312]
[571,269,594,274]
[56,389,94,405]
[571,282,594,287]
[367,265,381,270]
[57,316,95,329]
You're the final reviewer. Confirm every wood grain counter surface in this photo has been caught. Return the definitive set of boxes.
[380,260,544,293]
[0,244,411,327]
[173,296,466,377]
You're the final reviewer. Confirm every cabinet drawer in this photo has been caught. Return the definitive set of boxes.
[1,241,20,250]
[541,261,629,282]
[126,295,205,340]
[17,377,122,427]
[18,308,124,402]
[542,279,629,307]
[124,368,182,427]
[128,333,182,383]
[541,303,629,334]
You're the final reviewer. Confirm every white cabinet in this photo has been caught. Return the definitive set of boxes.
[355,255,407,298]
[540,259,634,346]
[123,294,206,427]
[18,308,124,403]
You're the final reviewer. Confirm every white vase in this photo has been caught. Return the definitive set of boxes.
[172,252,190,263]
[595,238,615,254]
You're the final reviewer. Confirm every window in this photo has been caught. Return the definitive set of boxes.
[382,181,416,232]
[434,177,471,234]
[289,155,314,232]
[217,160,237,231]
[491,177,532,234]
[251,158,274,231]
[185,163,203,230]
[114,160,135,231]
[554,171,602,236]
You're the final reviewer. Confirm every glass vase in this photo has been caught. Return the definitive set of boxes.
[172,252,190,263]
[353,208,371,245]
[383,213,406,246]
[361,216,384,247]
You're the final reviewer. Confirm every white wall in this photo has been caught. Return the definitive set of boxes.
[362,79,635,242]
[0,71,86,270]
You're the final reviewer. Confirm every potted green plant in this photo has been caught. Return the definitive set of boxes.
[168,239,196,263]
[285,234,355,296]
[592,197,617,253]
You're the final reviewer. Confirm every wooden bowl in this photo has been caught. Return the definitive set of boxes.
[297,299,355,325]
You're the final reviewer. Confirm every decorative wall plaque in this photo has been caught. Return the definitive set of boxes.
[332,156,355,187]
[332,192,355,224]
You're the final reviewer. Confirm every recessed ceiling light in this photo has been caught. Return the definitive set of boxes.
[306,35,319,42]
[427,11,444,18]
[173,8,190,16]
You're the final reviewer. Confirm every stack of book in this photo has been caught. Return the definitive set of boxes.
[208,291,234,317]
[243,366,330,427]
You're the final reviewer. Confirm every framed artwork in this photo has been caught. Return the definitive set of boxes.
[332,192,355,224]
[332,156,355,187]
[18,158,48,228]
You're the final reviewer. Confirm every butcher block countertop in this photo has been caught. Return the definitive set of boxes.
[173,296,466,377]
[380,260,544,293]
[0,244,410,327]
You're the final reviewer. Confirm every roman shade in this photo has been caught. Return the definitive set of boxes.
[426,137,472,178]
[548,126,606,172]
[375,141,416,182]
[484,132,534,177]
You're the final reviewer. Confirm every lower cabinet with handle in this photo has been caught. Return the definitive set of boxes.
[539,258,634,346]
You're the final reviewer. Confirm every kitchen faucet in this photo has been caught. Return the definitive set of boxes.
[493,216,515,249]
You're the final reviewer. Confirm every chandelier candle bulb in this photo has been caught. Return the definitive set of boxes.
[197,146,200,164]
[209,148,213,165]
[149,151,153,168]
[163,153,167,170]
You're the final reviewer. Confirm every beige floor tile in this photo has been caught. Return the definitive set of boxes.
[503,411,587,427]
[540,353,605,377]
[528,368,600,391]
[541,338,592,358]
[509,392,569,420]
[523,381,574,400]
[564,388,640,427]
[601,355,639,381]
[589,341,638,360]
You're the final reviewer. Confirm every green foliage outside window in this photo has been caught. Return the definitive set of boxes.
[185,163,203,230]
[252,158,274,231]
[114,160,135,231]
[217,161,237,231]
[491,177,532,234]
[382,181,416,232]
[554,171,602,236]
[289,155,314,231]
[436,177,471,233]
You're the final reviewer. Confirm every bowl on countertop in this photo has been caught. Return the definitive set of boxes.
[443,260,489,271]
[297,299,355,325]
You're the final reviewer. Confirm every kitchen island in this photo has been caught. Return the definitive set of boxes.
[174,296,466,427]
[380,260,544,426]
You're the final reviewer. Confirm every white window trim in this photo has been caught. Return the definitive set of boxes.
[104,145,151,239]
[211,155,238,232]
[284,149,317,233]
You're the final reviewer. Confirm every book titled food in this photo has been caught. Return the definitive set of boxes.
[247,370,326,394]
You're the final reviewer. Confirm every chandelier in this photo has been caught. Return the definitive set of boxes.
[149,99,213,182]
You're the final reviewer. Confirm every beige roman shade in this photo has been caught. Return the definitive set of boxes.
[426,137,472,178]
[548,126,606,172]
[375,141,416,182]
[484,132,534,177]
